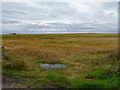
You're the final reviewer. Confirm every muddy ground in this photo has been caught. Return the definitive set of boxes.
[2,74,27,88]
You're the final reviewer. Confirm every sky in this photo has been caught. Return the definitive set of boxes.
[1,2,118,34]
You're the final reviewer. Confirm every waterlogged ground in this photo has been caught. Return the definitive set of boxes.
[2,33,120,88]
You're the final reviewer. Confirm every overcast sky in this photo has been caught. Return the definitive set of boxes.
[1,2,118,34]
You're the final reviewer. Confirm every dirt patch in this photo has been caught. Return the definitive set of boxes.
[2,74,27,88]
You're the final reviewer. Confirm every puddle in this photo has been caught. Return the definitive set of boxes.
[40,64,66,69]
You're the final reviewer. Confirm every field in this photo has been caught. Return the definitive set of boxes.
[2,33,119,88]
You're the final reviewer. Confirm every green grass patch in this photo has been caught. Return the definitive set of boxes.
[43,73,69,88]
[85,69,112,79]
[69,77,119,88]
[3,68,29,79]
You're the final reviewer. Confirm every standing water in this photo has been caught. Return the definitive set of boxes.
[40,64,66,69]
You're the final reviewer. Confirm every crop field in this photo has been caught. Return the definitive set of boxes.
[2,33,119,88]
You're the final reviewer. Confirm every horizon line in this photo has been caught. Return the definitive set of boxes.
[1,32,119,34]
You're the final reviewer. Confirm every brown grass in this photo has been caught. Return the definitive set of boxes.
[2,33,119,78]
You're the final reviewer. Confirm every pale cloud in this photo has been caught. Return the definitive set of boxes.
[2,2,118,34]
[1,0,120,2]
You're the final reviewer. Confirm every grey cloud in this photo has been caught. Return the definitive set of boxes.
[2,2,118,34]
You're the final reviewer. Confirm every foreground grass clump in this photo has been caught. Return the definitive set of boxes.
[2,33,119,88]
[42,73,119,88]
[69,77,119,88]
[69,78,106,88]
[44,73,69,88]
[85,67,119,80]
